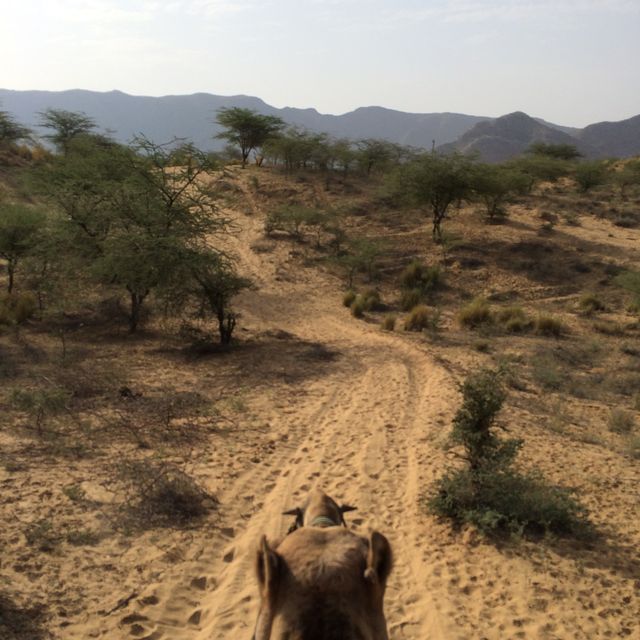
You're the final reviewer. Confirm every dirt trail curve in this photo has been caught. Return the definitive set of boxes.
[116,181,461,640]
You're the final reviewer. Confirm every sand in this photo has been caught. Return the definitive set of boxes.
[2,169,639,640]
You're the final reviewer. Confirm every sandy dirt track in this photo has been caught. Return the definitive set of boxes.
[48,175,640,640]
[125,187,460,639]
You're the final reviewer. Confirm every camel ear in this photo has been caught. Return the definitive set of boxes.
[364,531,392,587]
[339,504,357,527]
[255,536,281,602]
[253,537,278,640]
[340,504,357,514]
[283,507,304,533]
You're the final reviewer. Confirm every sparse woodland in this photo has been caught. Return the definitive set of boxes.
[1,108,640,639]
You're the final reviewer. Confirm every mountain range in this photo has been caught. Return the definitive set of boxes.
[1,89,638,162]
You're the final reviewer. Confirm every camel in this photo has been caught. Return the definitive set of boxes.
[282,488,357,532]
[252,490,393,640]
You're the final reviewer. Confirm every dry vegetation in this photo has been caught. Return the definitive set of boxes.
[1,148,640,639]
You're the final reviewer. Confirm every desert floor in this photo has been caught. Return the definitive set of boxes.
[2,170,639,640]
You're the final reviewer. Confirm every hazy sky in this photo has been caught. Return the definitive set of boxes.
[2,0,639,126]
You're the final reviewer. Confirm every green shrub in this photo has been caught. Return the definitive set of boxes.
[496,306,531,333]
[534,314,565,337]
[362,288,382,311]
[614,270,640,308]
[608,408,635,434]
[10,387,70,435]
[264,205,324,239]
[62,485,86,502]
[430,468,587,536]
[10,388,69,414]
[404,304,432,332]
[0,292,37,325]
[429,369,587,536]
[605,372,640,397]
[342,290,357,307]
[400,288,423,311]
[531,356,563,390]
[24,519,59,552]
[574,160,608,193]
[381,315,396,331]
[350,295,366,318]
[400,261,441,294]
[578,293,605,315]
[562,211,580,226]
[459,297,493,328]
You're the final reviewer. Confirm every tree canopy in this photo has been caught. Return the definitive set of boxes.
[0,204,45,293]
[0,108,31,147]
[38,108,97,155]
[215,107,284,167]
[527,142,582,161]
[33,134,238,334]
[391,152,475,241]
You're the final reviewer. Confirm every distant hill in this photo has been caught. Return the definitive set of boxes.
[576,114,640,159]
[438,112,595,162]
[440,111,640,162]
[0,89,487,151]
[0,89,637,160]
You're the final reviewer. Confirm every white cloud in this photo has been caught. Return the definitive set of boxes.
[167,0,257,19]
[381,0,640,25]
[55,0,153,25]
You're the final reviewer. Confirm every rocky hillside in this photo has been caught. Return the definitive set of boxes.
[438,112,593,162]
[577,114,640,158]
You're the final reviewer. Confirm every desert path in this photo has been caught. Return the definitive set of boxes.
[104,184,463,640]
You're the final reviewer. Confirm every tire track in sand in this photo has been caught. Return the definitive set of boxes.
[115,186,461,640]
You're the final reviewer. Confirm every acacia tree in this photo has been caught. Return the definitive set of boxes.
[356,139,408,176]
[38,108,96,155]
[0,204,44,293]
[392,152,475,242]
[471,164,529,220]
[333,237,385,287]
[574,160,609,193]
[0,108,31,148]
[215,107,284,168]
[506,155,571,192]
[35,135,234,332]
[614,159,640,198]
[527,142,582,161]
[186,253,251,345]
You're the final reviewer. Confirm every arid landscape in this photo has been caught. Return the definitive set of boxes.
[1,146,640,640]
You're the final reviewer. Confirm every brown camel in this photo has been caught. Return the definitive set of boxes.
[252,490,393,640]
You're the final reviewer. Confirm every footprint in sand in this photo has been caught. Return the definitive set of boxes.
[223,549,235,563]
[129,623,147,636]
[122,613,148,625]
[190,576,207,590]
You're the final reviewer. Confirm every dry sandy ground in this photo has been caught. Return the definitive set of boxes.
[2,172,639,640]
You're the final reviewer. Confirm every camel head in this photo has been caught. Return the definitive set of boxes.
[282,488,357,533]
